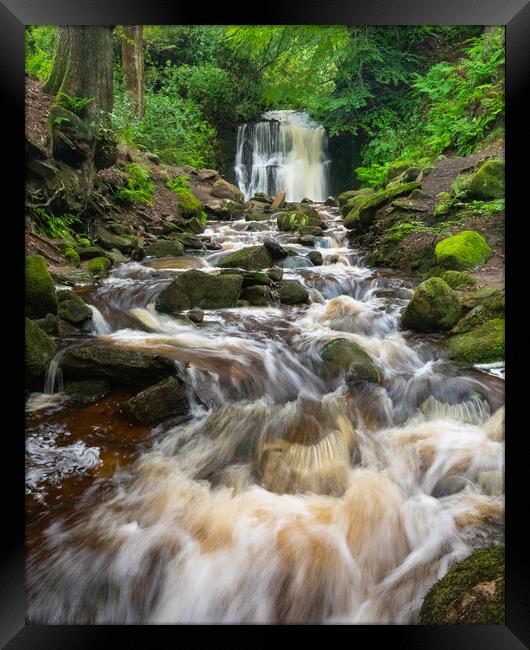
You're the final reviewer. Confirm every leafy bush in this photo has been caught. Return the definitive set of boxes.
[25,26,55,81]
[115,163,155,205]
[29,207,82,242]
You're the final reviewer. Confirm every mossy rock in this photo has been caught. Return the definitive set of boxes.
[343,181,420,231]
[447,317,504,363]
[156,269,243,314]
[144,240,185,258]
[88,256,112,278]
[64,379,112,405]
[435,231,492,270]
[427,268,476,289]
[461,286,504,311]
[25,317,57,385]
[217,245,273,271]
[308,251,323,266]
[338,188,373,209]
[52,269,93,286]
[211,179,244,203]
[204,198,245,220]
[76,245,113,261]
[240,284,272,306]
[281,255,314,269]
[64,247,80,266]
[171,233,204,250]
[278,280,309,305]
[320,338,379,382]
[419,546,504,624]
[94,223,137,253]
[277,210,323,233]
[466,160,505,200]
[241,271,272,287]
[57,290,92,326]
[34,313,78,337]
[25,255,58,319]
[402,277,462,331]
[124,377,189,424]
[175,191,202,219]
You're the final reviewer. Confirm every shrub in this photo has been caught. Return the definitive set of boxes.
[115,163,155,205]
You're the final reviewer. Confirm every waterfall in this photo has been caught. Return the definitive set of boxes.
[235,110,330,202]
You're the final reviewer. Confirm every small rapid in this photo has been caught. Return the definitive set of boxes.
[26,203,504,624]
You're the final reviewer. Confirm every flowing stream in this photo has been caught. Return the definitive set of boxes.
[26,204,504,624]
[235,110,330,202]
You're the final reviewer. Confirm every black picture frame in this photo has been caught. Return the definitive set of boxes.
[5,0,528,646]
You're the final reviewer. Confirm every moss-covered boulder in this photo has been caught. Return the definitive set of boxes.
[204,198,245,220]
[217,245,273,271]
[278,280,309,305]
[156,269,243,314]
[144,240,185,258]
[175,191,201,219]
[338,188,373,209]
[402,277,462,331]
[466,160,505,200]
[35,313,78,337]
[88,256,112,278]
[427,268,476,289]
[56,290,92,326]
[281,255,313,269]
[343,182,420,231]
[211,179,244,203]
[435,231,492,270]
[172,233,204,250]
[94,223,137,253]
[76,245,113,261]
[52,269,93,286]
[64,379,112,405]
[64,247,81,266]
[419,546,504,624]
[124,377,189,424]
[447,318,504,363]
[60,342,177,386]
[277,210,323,233]
[320,338,379,382]
[240,284,272,306]
[25,317,57,385]
[25,255,58,319]
[241,271,272,287]
[308,251,324,266]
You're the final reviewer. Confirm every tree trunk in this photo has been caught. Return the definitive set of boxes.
[122,26,145,117]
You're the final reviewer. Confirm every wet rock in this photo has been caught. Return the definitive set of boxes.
[281,255,313,269]
[88,256,112,278]
[203,198,245,220]
[94,223,137,253]
[107,248,128,264]
[246,222,269,231]
[156,269,243,313]
[241,284,272,306]
[179,216,205,235]
[26,255,57,319]
[297,235,315,246]
[211,179,244,203]
[278,280,310,305]
[434,231,492,270]
[57,290,92,326]
[325,196,338,207]
[34,313,78,336]
[426,269,476,289]
[25,317,57,385]
[419,547,504,624]
[338,188,372,210]
[301,197,313,204]
[205,241,223,251]
[217,245,273,271]
[327,254,339,264]
[277,209,324,233]
[402,277,462,331]
[60,342,177,387]
[299,226,324,237]
[76,245,113,261]
[251,192,271,204]
[144,240,185,258]
[308,251,324,266]
[267,267,284,283]
[198,169,219,182]
[264,238,289,261]
[187,307,204,324]
[124,377,189,424]
[271,191,286,209]
[320,338,379,383]
[242,271,272,287]
[172,233,204,250]
[447,317,504,363]
[466,159,504,200]
[52,269,93,287]
[245,208,270,222]
[64,379,112,405]
[343,182,420,231]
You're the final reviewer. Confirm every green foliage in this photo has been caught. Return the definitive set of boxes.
[383,220,434,242]
[25,26,55,81]
[166,174,201,216]
[115,163,155,205]
[200,211,208,225]
[355,165,388,188]
[56,92,95,116]
[30,207,82,242]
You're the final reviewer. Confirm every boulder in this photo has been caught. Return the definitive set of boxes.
[76,245,113,261]
[251,192,272,204]
[427,268,476,289]
[308,251,324,266]
[156,269,243,314]
[241,284,272,306]
[187,307,204,324]
[60,342,177,386]
[52,269,93,286]
[203,198,245,220]
[447,317,504,363]
[94,223,137,253]
[263,238,289,261]
[174,191,201,219]
[25,317,57,385]
[242,271,272,287]
[419,547,504,624]
[267,267,284,283]
[435,230,492,270]
[124,377,189,424]
[25,255,58,319]
[277,210,324,233]
[281,255,313,269]
[57,290,92,326]
[401,277,462,331]
[172,233,204,250]
[88,256,112,278]
[338,188,373,209]
[343,182,420,231]
[324,196,338,207]
[466,159,504,200]
[64,379,112,405]
[198,169,219,182]
[35,313,78,336]
[179,216,205,235]
[271,191,286,210]
[211,179,244,203]
[278,280,309,305]
[217,245,273,271]
[320,338,379,382]
[144,240,185,258]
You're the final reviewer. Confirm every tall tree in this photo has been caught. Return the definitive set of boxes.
[121,25,145,116]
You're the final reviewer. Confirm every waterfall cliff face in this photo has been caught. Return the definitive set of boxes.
[235,110,330,202]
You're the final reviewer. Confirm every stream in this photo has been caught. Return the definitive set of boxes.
[25,204,505,624]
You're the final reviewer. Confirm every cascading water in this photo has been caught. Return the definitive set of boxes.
[25,204,504,624]
[235,110,330,202]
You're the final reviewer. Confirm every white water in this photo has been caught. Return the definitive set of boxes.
[235,110,330,202]
[27,206,504,624]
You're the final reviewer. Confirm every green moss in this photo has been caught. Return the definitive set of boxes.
[156,269,243,313]
[435,230,492,270]
[277,210,322,233]
[25,255,58,319]
[144,240,185,258]
[88,256,112,278]
[64,247,80,266]
[427,268,476,289]
[217,245,273,271]
[278,280,309,305]
[167,175,202,218]
[419,546,504,624]
[447,317,504,363]
[64,379,111,405]
[57,290,92,325]
[240,284,272,306]
[402,277,462,331]
[466,159,505,200]
[25,317,57,385]
[321,338,379,382]
[343,181,420,230]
